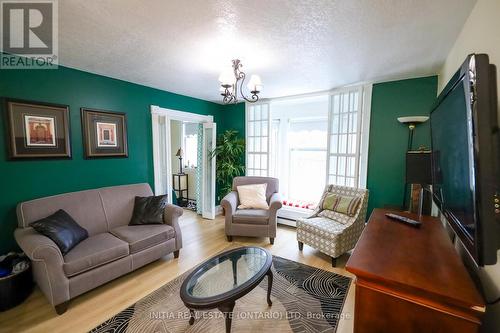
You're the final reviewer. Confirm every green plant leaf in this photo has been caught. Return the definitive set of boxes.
[212,130,246,197]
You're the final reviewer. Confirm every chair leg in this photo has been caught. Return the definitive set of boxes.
[174,250,180,258]
[270,237,274,245]
[331,257,337,267]
[55,301,69,315]
[227,235,233,242]
[298,241,304,251]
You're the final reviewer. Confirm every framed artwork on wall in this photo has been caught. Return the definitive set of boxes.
[81,108,128,158]
[4,98,71,159]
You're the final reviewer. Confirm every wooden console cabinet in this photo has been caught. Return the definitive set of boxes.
[346,209,485,333]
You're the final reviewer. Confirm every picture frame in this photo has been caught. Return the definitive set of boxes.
[4,98,71,159]
[81,108,128,158]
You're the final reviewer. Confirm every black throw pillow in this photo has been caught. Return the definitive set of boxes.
[129,195,168,225]
[30,209,89,255]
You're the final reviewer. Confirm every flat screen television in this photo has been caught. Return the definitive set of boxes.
[430,54,500,266]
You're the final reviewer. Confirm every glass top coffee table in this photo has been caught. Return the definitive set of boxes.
[180,246,273,333]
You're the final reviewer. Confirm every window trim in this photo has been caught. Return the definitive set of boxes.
[245,102,271,177]
[244,83,372,189]
[325,85,371,188]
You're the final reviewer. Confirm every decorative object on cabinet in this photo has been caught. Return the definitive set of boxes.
[176,148,184,174]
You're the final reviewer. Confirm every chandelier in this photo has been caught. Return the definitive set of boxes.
[218,59,262,104]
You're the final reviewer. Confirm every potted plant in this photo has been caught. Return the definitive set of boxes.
[211,130,245,207]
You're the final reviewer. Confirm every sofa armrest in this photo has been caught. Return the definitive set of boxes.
[269,192,282,212]
[14,228,69,306]
[163,204,183,250]
[268,193,282,230]
[221,191,238,216]
[15,227,64,262]
[221,191,238,235]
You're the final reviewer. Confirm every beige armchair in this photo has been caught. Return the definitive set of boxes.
[221,176,282,244]
[297,184,369,266]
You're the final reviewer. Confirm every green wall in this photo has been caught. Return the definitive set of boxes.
[0,64,437,252]
[366,76,438,216]
[215,102,246,202]
[218,102,245,137]
[0,65,225,253]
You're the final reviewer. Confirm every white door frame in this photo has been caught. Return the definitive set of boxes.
[202,122,217,219]
[150,105,214,204]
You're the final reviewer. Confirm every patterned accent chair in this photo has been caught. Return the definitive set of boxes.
[297,185,369,266]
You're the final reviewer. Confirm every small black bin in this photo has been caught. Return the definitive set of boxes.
[0,265,33,311]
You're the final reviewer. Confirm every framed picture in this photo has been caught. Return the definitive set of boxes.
[81,108,128,158]
[4,98,71,159]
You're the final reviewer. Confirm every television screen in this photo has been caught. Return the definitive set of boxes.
[431,54,500,266]
[431,76,476,241]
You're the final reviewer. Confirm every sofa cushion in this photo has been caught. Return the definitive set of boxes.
[129,195,168,225]
[111,224,175,253]
[63,233,129,277]
[296,217,349,239]
[318,209,356,224]
[98,183,154,229]
[17,188,107,235]
[321,193,361,217]
[233,209,269,225]
[237,183,269,210]
[30,209,89,255]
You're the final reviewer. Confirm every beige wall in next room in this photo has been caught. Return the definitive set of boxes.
[438,0,500,331]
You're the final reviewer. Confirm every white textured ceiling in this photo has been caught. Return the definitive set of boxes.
[58,0,476,103]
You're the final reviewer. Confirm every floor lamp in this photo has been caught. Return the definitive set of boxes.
[397,116,429,211]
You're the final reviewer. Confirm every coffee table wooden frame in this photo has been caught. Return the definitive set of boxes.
[180,246,273,333]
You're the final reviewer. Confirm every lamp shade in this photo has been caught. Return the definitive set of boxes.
[218,68,236,86]
[397,116,429,125]
[176,148,183,157]
[247,74,263,92]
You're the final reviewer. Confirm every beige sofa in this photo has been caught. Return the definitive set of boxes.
[14,183,183,314]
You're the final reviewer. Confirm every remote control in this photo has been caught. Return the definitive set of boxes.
[385,213,422,228]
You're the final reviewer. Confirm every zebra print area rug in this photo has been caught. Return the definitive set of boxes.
[90,256,351,333]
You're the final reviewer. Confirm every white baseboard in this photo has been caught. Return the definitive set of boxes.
[277,217,297,227]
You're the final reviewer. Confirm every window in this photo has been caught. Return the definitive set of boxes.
[287,118,328,203]
[183,122,198,168]
[246,104,270,176]
[244,85,371,210]
[327,88,363,187]
[269,119,280,177]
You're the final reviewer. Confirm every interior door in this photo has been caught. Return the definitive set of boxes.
[202,122,217,219]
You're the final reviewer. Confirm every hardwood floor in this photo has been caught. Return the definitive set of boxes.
[0,210,355,333]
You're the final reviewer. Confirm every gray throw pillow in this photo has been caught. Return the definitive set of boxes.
[129,195,168,225]
[30,209,89,255]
